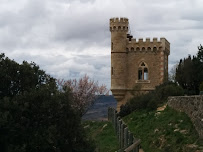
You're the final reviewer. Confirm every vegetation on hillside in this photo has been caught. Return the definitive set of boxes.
[82,121,119,152]
[1,43,203,151]
[175,44,203,95]
[123,107,203,152]
[200,81,203,91]
[119,45,203,151]
[119,82,184,117]
[0,53,54,99]
[0,53,95,152]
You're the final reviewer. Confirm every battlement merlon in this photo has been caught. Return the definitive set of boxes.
[110,17,129,31]
[127,37,170,54]
[110,17,129,23]
[160,38,170,55]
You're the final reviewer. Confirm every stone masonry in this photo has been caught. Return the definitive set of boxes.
[110,17,170,110]
[168,96,203,138]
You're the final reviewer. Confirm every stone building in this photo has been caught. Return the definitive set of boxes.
[110,17,170,110]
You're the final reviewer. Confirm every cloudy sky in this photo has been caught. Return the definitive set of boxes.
[1,0,203,89]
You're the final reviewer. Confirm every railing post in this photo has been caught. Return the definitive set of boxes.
[132,137,138,152]
[118,119,122,146]
[112,109,116,129]
[129,132,134,147]
[108,107,141,152]
[117,117,120,136]
[124,127,128,148]
[120,123,125,148]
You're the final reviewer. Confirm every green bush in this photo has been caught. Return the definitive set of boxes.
[155,82,184,100]
[119,93,153,117]
[0,54,95,152]
[200,82,203,91]
[119,82,184,117]
[0,88,96,152]
[147,98,157,110]
[119,103,132,117]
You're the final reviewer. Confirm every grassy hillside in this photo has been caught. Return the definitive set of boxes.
[82,121,119,152]
[123,107,203,152]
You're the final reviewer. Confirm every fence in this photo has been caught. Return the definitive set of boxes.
[108,107,141,152]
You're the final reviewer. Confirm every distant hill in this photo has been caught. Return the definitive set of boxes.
[82,95,117,121]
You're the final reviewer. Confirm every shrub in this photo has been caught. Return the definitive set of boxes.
[119,93,153,117]
[0,84,96,152]
[155,82,184,100]
[0,54,95,152]
[199,82,203,91]
[119,103,132,117]
[119,82,184,117]
[147,98,157,110]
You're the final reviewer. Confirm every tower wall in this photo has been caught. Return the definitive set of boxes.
[109,18,170,111]
[110,18,128,101]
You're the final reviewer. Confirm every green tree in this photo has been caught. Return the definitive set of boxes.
[199,82,203,91]
[175,56,195,94]
[175,45,203,94]
[0,53,54,99]
[0,54,95,152]
[197,44,203,62]
[0,86,95,152]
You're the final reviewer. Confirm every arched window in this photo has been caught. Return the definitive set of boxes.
[138,62,149,80]
[153,47,157,51]
[138,68,142,80]
[144,68,148,80]
[147,47,151,51]
[136,47,140,51]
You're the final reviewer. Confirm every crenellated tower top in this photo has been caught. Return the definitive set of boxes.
[110,17,129,32]
[109,17,170,111]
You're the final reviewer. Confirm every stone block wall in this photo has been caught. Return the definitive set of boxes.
[168,96,203,138]
[110,17,170,110]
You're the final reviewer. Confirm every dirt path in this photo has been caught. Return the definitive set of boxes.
[157,104,167,111]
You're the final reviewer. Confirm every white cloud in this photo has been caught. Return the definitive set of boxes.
[0,0,203,89]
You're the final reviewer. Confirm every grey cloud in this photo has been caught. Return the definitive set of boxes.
[1,0,203,89]
[0,0,53,51]
[8,50,111,87]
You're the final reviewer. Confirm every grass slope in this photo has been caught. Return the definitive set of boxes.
[82,121,119,152]
[123,106,203,152]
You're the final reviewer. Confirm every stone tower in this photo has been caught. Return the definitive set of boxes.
[110,17,170,111]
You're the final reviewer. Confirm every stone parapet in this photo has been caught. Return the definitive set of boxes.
[126,37,170,55]
[110,17,129,32]
[168,96,203,138]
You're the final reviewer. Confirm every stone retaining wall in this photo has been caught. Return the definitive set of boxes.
[168,95,203,138]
